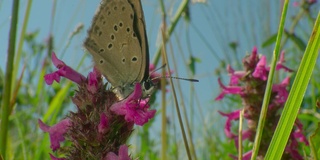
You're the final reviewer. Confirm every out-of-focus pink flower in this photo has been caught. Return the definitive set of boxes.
[276,51,293,72]
[216,46,307,159]
[293,121,309,145]
[218,110,241,138]
[104,145,131,160]
[227,65,246,85]
[293,1,300,7]
[272,77,290,104]
[293,0,316,7]
[308,0,317,4]
[149,64,160,79]
[252,55,268,81]
[44,52,85,85]
[110,83,156,126]
[233,129,252,149]
[215,78,244,101]
[149,64,173,83]
[38,119,72,151]
[285,135,304,160]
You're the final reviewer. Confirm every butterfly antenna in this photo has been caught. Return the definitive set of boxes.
[150,64,167,74]
[152,75,199,82]
[150,63,199,82]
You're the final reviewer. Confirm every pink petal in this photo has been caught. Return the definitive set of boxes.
[227,65,246,85]
[149,64,173,84]
[250,46,258,61]
[215,78,244,101]
[104,145,131,160]
[252,55,268,80]
[218,110,241,138]
[293,121,309,145]
[276,51,293,72]
[118,145,131,160]
[233,129,252,149]
[44,52,85,85]
[51,52,65,68]
[38,119,72,151]
[285,135,304,160]
[87,68,101,93]
[110,83,156,126]
[98,113,109,134]
[293,2,300,7]
[105,152,118,160]
[272,77,290,104]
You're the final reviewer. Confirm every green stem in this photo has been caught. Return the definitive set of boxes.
[251,0,289,159]
[0,0,20,157]
[265,11,320,160]
[12,0,33,98]
[158,0,168,160]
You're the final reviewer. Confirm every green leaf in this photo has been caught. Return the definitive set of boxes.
[188,56,201,75]
[284,30,307,51]
[310,122,320,160]
[43,82,72,123]
[262,34,277,48]
[265,12,320,159]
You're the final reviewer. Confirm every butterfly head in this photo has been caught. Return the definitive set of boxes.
[113,78,156,101]
[141,78,156,98]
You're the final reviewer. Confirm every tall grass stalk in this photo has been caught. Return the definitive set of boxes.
[0,0,20,158]
[251,0,289,159]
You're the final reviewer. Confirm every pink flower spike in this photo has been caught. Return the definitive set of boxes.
[276,51,293,72]
[218,110,240,138]
[104,145,131,160]
[215,78,244,101]
[98,113,109,134]
[38,119,72,151]
[252,55,268,81]
[49,154,66,160]
[110,83,156,126]
[44,52,86,85]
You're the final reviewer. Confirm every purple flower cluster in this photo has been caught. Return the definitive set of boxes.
[215,47,308,159]
[39,52,157,159]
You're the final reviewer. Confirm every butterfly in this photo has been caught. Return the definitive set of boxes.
[84,0,154,100]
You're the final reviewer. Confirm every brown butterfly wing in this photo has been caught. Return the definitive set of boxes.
[84,0,147,88]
